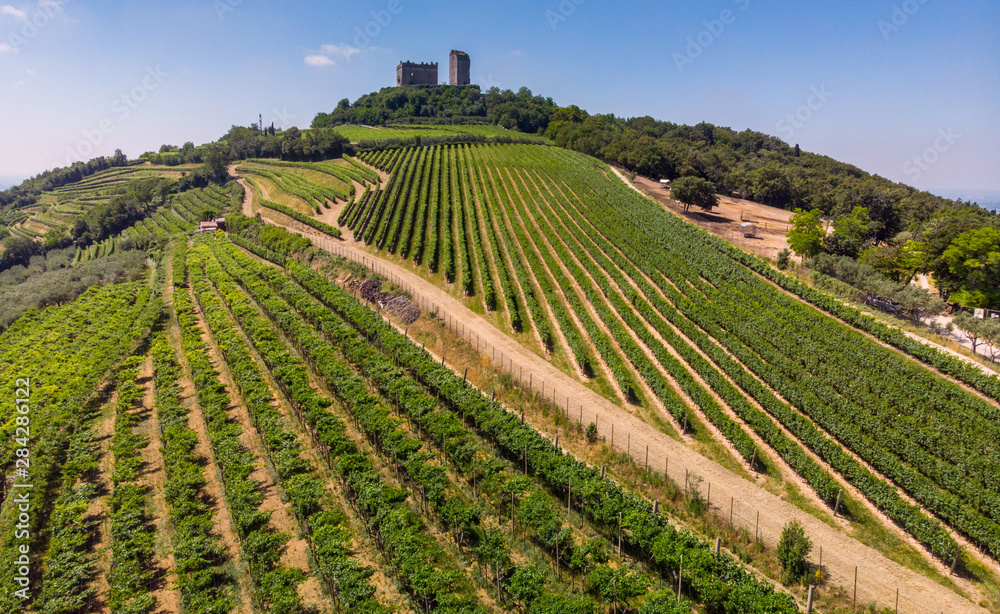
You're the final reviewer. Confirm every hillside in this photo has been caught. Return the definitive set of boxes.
[231,142,1000,612]
[1,94,998,613]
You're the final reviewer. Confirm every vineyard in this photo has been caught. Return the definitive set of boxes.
[4,165,198,245]
[1,138,996,614]
[237,158,383,240]
[1,204,821,613]
[71,185,234,264]
[341,142,1000,574]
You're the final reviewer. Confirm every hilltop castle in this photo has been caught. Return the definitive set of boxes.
[396,50,470,86]
[449,50,470,86]
[396,61,437,86]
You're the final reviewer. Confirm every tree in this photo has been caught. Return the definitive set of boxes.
[982,318,1000,363]
[0,236,40,270]
[747,163,792,207]
[941,227,1000,309]
[893,283,944,325]
[777,520,812,584]
[953,312,990,354]
[776,248,792,270]
[671,175,718,212]
[827,206,871,258]
[787,208,826,258]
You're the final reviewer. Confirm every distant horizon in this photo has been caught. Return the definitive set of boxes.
[4,168,998,213]
[1,2,997,193]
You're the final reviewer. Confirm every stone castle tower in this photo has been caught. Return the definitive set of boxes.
[396,61,438,86]
[449,50,470,86]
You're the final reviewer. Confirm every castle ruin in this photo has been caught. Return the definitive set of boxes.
[449,50,470,86]
[396,51,471,86]
[396,61,438,86]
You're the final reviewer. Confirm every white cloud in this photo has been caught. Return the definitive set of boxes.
[321,44,362,60]
[1,5,27,19]
[25,68,35,74]
[304,54,335,67]
[11,79,26,87]
[510,50,523,56]
[0,42,13,53]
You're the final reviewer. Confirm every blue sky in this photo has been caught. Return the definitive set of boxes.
[1,0,997,196]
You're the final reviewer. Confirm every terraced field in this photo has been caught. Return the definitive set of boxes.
[339,143,1000,579]
[332,124,548,145]
[3,140,997,614]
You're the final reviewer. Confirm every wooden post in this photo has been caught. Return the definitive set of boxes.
[554,435,559,450]
[511,493,515,534]
[653,499,659,514]
[853,566,858,608]
[806,585,814,613]
[895,588,899,614]
[750,449,756,471]
[463,368,468,384]
[491,390,495,402]
[714,536,721,555]
[618,512,623,556]
[521,408,524,424]
[601,464,606,479]
[833,489,842,517]
[950,549,960,575]
[729,497,734,528]
[677,553,683,603]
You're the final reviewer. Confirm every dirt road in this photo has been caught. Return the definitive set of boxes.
[297,231,984,614]
[227,165,986,614]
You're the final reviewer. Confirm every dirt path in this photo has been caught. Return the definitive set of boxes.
[293,230,986,614]
[191,289,322,607]
[166,282,254,614]
[86,393,118,610]
[137,357,181,614]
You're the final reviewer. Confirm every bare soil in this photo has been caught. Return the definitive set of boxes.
[136,357,181,614]
[296,230,987,614]
[627,171,794,262]
[85,393,118,610]
[229,163,989,613]
[190,290,320,602]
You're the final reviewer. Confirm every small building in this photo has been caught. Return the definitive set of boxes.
[741,222,757,238]
[213,217,227,231]
[659,179,671,189]
[397,61,438,86]
[199,221,219,234]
